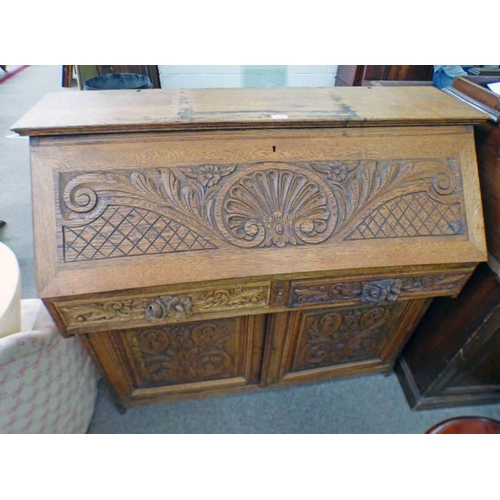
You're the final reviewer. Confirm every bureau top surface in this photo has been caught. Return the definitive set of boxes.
[12,86,486,136]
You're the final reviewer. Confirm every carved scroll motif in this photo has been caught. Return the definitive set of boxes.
[126,320,236,386]
[56,283,269,330]
[291,273,468,307]
[292,303,406,372]
[58,158,465,262]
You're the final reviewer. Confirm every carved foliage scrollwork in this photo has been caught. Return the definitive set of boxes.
[58,298,143,324]
[291,273,468,307]
[127,320,236,386]
[56,283,269,330]
[58,157,465,262]
[292,302,405,372]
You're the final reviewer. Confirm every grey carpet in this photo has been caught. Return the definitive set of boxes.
[2,65,499,433]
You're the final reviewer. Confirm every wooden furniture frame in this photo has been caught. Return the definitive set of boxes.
[397,77,500,410]
[12,87,487,410]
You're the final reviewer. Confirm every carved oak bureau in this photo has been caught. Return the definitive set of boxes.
[12,87,488,409]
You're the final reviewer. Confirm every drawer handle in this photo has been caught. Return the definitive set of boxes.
[144,295,193,321]
[146,302,164,319]
[360,279,402,304]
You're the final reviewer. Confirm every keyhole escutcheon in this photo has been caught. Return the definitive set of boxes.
[272,145,276,152]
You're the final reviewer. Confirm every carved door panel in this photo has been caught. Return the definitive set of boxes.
[262,299,430,387]
[84,314,266,405]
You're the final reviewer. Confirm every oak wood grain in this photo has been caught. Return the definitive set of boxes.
[11,87,486,137]
[17,86,488,408]
[263,299,430,387]
[85,314,266,404]
[30,125,486,298]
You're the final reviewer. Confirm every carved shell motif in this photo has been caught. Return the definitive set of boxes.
[216,166,337,248]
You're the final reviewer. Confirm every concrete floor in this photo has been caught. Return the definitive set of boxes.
[2,65,500,433]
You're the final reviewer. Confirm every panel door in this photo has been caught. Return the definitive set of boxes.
[84,314,266,406]
[262,299,430,387]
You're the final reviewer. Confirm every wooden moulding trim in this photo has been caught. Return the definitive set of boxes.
[11,87,487,137]
[280,359,385,385]
[443,87,500,123]
[394,357,423,409]
[29,124,476,148]
[459,139,488,258]
[452,77,500,113]
[395,357,500,410]
[123,384,261,407]
[36,239,487,299]
[12,118,490,137]
[487,253,500,281]
[130,376,249,399]
[441,383,500,396]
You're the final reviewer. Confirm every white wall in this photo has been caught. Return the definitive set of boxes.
[158,65,338,89]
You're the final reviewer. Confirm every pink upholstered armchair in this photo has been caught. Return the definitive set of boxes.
[0,242,100,433]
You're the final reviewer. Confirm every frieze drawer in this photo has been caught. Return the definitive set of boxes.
[289,270,473,309]
[53,282,271,334]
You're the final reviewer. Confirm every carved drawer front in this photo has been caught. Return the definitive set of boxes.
[289,270,472,309]
[85,315,266,404]
[54,281,271,334]
[263,299,431,387]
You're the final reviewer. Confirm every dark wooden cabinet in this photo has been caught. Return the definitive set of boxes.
[396,77,500,409]
[335,65,433,86]
[396,263,500,409]
[12,87,487,409]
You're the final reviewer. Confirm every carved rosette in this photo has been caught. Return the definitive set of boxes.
[361,279,402,304]
[144,295,193,321]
